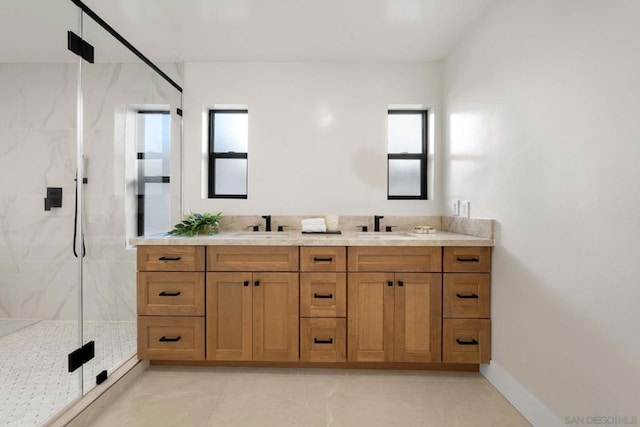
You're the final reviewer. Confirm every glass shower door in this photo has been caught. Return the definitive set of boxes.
[78,11,182,395]
[0,0,83,423]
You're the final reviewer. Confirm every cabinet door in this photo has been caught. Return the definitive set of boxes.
[206,272,253,361]
[253,272,299,361]
[394,273,442,362]
[347,272,394,362]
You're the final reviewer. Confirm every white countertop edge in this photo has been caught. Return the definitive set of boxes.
[129,231,493,247]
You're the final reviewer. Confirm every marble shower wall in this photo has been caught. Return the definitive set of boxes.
[0,62,183,321]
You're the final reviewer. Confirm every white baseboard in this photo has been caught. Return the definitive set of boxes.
[481,362,564,427]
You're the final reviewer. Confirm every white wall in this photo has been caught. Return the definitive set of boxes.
[444,0,640,422]
[183,62,442,215]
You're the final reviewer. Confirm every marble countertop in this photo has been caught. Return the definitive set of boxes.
[129,230,493,247]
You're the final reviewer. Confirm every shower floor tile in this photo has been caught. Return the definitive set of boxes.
[0,320,136,426]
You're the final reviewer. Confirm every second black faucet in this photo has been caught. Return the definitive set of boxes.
[262,215,272,232]
[374,215,384,232]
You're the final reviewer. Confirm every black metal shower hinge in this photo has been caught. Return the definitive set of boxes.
[177,108,183,116]
[67,31,95,63]
[68,341,95,372]
[96,370,108,385]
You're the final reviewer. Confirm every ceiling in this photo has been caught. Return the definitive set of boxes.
[0,0,497,62]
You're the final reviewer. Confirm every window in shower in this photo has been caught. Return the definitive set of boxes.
[136,111,171,236]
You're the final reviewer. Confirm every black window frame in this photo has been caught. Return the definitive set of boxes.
[208,109,249,199]
[387,109,428,200]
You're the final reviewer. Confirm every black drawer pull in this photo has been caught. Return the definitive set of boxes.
[313,293,333,299]
[254,281,260,287]
[387,281,393,287]
[158,256,181,261]
[314,338,333,344]
[159,291,181,297]
[243,281,249,287]
[313,257,333,262]
[456,338,479,346]
[398,281,404,287]
[456,293,479,299]
[456,257,479,263]
[159,336,181,342]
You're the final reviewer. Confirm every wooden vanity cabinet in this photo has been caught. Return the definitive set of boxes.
[347,247,442,363]
[136,243,492,368]
[206,247,299,362]
[136,246,205,361]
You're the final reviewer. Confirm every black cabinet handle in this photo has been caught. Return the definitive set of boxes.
[456,338,479,346]
[159,291,181,297]
[313,293,333,299]
[456,257,479,263]
[243,281,249,287]
[398,281,404,287]
[456,293,479,299]
[387,281,393,287]
[314,338,333,344]
[254,281,260,287]
[313,257,333,262]
[159,336,181,342]
[158,256,181,261]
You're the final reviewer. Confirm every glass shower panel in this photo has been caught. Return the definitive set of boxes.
[79,14,182,395]
[0,0,82,424]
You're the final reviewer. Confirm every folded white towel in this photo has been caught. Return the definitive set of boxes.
[301,218,327,233]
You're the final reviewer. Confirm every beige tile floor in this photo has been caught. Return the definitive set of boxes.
[85,366,530,427]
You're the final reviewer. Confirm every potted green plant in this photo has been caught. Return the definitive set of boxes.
[167,212,223,236]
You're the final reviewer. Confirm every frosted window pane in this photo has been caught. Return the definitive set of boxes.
[143,186,171,236]
[145,159,163,176]
[214,113,248,153]
[389,159,421,196]
[215,159,247,195]
[388,114,422,154]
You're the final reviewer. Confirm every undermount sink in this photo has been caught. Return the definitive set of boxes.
[356,232,417,239]
[233,232,291,238]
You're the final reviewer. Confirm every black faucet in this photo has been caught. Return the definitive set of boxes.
[262,215,272,232]
[374,215,384,232]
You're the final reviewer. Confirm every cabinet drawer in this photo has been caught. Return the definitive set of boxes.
[207,246,299,271]
[300,247,346,272]
[347,247,442,272]
[443,247,491,273]
[443,274,490,319]
[137,316,205,361]
[300,273,346,317]
[137,246,204,272]
[137,272,204,316]
[300,318,346,362]
[443,319,490,364]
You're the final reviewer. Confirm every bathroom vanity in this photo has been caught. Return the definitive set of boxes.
[132,228,492,371]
